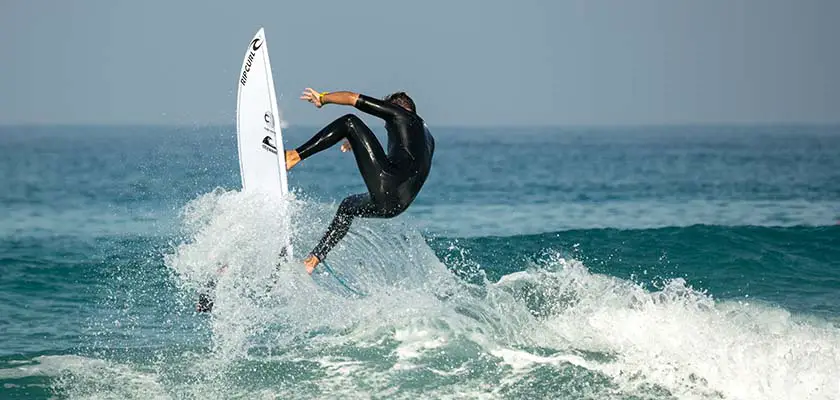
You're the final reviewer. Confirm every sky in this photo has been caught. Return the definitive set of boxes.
[1,0,838,127]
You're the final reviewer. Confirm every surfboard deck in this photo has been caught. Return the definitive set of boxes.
[236,27,293,261]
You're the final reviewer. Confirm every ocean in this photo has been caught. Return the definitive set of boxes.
[1,124,839,399]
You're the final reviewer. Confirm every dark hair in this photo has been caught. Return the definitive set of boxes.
[384,91,416,113]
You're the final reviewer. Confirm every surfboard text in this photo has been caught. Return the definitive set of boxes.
[240,38,263,86]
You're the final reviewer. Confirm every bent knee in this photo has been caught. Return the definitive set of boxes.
[377,201,407,218]
[337,196,360,214]
[340,114,364,130]
[337,194,371,216]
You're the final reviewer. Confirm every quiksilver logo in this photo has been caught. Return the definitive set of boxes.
[262,135,277,154]
[240,38,262,86]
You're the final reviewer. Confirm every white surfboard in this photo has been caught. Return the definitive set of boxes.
[236,27,293,260]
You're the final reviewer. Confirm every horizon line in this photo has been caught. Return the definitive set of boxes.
[2,121,840,130]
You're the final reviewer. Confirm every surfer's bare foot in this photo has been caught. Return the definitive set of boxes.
[303,255,320,274]
[285,150,301,171]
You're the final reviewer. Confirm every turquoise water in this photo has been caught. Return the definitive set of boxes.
[1,124,839,399]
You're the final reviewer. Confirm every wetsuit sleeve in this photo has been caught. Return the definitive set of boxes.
[354,94,406,122]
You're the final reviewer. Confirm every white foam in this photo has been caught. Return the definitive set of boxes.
[394,326,448,360]
[0,355,170,399]
[149,188,840,399]
[490,348,592,372]
[493,256,840,399]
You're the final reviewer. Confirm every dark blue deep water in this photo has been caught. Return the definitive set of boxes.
[1,124,839,399]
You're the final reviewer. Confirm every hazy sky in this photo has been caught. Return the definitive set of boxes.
[1,0,838,126]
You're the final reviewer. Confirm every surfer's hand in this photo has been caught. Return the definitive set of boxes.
[340,139,351,152]
[300,88,324,108]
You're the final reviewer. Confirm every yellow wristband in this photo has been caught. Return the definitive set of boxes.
[319,91,329,102]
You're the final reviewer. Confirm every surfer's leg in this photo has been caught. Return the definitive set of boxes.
[310,193,384,261]
[295,115,397,263]
[291,115,391,190]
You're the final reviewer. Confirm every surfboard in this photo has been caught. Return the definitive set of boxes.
[196,27,295,314]
[236,27,293,261]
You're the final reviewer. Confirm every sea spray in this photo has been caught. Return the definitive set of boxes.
[156,189,840,399]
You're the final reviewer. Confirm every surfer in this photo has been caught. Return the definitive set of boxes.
[285,88,435,274]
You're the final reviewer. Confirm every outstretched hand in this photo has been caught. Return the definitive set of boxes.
[300,88,324,108]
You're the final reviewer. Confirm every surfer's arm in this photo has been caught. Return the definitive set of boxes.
[309,89,403,121]
[301,88,358,108]
[319,91,360,107]
[353,94,405,122]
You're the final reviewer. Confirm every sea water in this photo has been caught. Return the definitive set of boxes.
[1,124,839,399]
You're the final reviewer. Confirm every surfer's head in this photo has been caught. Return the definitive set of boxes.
[384,92,415,113]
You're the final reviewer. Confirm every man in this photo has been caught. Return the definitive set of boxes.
[195,88,433,313]
[285,87,435,274]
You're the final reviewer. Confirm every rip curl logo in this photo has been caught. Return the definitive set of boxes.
[262,136,277,154]
[240,37,263,86]
[264,111,277,135]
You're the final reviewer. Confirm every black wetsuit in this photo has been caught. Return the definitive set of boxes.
[294,94,435,261]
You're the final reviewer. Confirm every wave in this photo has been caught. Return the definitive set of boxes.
[4,188,839,399]
[427,224,840,300]
[161,189,840,398]
[406,199,840,238]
